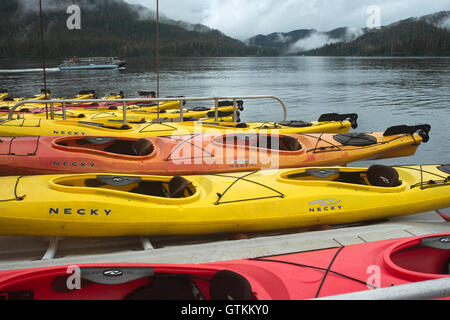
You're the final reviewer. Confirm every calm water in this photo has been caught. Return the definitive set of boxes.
[0,56,449,166]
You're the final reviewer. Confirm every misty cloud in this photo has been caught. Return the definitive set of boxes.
[284,27,365,54]
[439,17,450,30]
[125,0,450,40]
[287,32,340,53]
[345,27,364,41]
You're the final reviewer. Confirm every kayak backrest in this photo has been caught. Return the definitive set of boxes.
[366,165,400,187]
[210,270,253,300]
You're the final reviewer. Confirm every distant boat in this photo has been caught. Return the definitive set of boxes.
[58,57,127,71]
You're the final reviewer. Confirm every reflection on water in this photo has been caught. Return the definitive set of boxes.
[0,56,449,165]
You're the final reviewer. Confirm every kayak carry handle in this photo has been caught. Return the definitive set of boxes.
[317,113,358,129]
[383,124,431,143]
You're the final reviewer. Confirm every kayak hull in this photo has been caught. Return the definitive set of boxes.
[0,113,356,139]
[0,233,448,300]
[0,165,448,237]
[0,131,424,176]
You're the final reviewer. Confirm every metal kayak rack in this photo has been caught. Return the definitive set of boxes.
[8,95,288,124]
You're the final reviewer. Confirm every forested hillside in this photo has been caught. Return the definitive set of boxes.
[0,0,277,58]
[305,17,450,56]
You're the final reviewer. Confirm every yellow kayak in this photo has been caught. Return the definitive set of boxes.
[0,90,51,109]
[0,164,448,237]
[69,100,183,113]
[0,90,8,101]
[6,105,241,123]
[0,113,358,137]
[0,90,94,111]
[0,91,132,113]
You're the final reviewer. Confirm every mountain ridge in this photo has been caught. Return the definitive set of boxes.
[246,11,450,56]
[1,0,449,58]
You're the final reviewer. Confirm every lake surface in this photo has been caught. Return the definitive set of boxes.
[0,56,449,166]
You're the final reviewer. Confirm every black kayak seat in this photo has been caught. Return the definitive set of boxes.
[367,165,400,187]
[209,270,253,300]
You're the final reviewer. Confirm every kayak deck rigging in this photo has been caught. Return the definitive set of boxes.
[249,246,379,298]
[303,124,430,154]
[0,136,41,156]
[162,134,214,162]
[396,165,450,190]
[0,176,26,203]
[213,171,285,205]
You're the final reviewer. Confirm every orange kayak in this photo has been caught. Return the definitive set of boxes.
[0,124,430,176]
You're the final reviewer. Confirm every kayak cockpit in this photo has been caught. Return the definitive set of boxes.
[0,268,255,300]
[214,134,302,152]
[279,165,404,189]
[50,174,197,199]
[125,269,254,300]
[53,137,155,157]
[385,234,450,278]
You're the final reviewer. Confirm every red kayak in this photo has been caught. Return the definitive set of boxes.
[0,125,428,176]
[0,233,448,300]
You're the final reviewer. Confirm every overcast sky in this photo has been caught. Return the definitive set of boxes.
[124,0,450,40]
